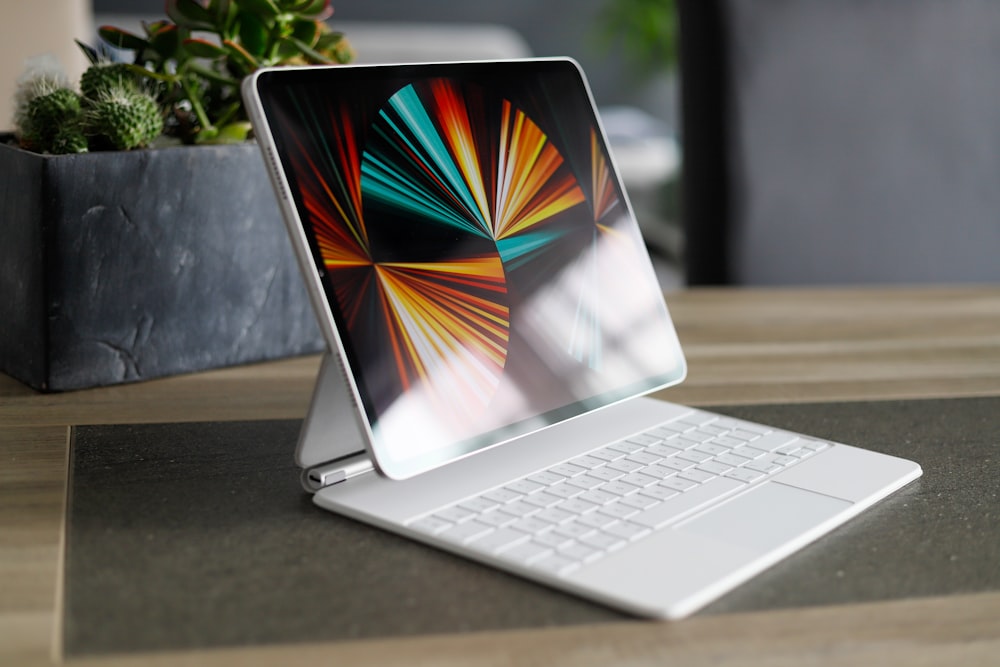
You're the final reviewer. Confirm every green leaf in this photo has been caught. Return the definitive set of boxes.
[175,0,215,24]
[98,26,150,52]
[291,19,320,48]
[314,29,343,51]
[237,11,270,57]
[75,39,101,65]
[222,39,260,73]
[208,0,231,22]
[289,0,331,19]
[183,37,228,58]
[236,0,281,18]
[211,121,253,144]
[165,0,216,30]
[147,23,182,59]
[284,36,333,64]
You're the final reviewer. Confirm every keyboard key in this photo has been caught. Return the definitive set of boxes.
[775,443,803,457]
[684,429,717,443]
[676,450,713,464]
[528,471,566,486]
[557,497,599,515]
[598,501,639,520]
[624,434,661,447]
[620,493,659,510]
[533,552,579,575]
[500,541,552,564]
[647,443,684,458]
[547,482,583,499]
[622,472,659,488]
[434,505,475,524]
[549,462,587,478]
[639,484,680,501]
[725,467,765,483]
[713,436,747,448]
[483,487,522,504]
[731,445,767,460]
[579,531,626,552]
[577,511,617,529]
[626,451,662,465]
[630,477,744,529]
[470,527,530,553]
[678,468,715,484]
[554,521,597,540]
[579,488,618,505]
[659,456,695,472]
[479,509,518,527]
[603,521,650,541]
[677,468,714,484]
[695,442,730,456]
[607,459,643,473]
[558,541,601,563]
[744,459,781,474]
[505,479,544,495]
[534,530,575,549]
[409,515,452,534]
[642,464,677,479]
[590,447,625,462]
[504,500,541,517]
[661,476,698,492]
[537,507,575,524]
[459,496,499,513]
[799,439,829,452]
[440,520,493,544]
[522,491,563,508]
[730,428,764,441]
[566,474,604,490]
[697,460,734,476]
[588,466,625,482]
[609,440,645,453]
[570,455,606,470]
[715,453,749,468]
[751,431,798,452]
[512,516,553,534]
[602,480,641,497]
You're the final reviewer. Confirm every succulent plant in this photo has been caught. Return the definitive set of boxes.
[12,0,351,153]
[87,84,164,151]
[91,0,354,145]
[14,68,164,154]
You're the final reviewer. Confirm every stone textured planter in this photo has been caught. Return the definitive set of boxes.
[0,136,323,391]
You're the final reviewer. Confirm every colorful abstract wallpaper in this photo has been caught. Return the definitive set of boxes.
[259,62,683,468]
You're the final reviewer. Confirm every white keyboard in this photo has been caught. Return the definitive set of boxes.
[407,409,829,575]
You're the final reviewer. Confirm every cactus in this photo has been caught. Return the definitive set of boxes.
[13,1,352,153]
[87,84,164,150]
[80,62,143,101]
[89,0,354,145]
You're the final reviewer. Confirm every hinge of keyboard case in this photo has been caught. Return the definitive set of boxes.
[302,452,374,492]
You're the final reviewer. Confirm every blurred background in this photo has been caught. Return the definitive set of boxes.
[2,0,685,287]
[9,1,1000,288]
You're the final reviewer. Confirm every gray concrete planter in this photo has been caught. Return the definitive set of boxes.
[0,136,322,391]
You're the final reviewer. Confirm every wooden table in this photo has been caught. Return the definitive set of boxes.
[3,286,1000,666]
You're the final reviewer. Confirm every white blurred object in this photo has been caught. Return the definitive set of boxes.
[2,0,93,130]
[600,105,681,190]
[339,21,533,63]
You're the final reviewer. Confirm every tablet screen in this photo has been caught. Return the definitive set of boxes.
[249,59,685,478]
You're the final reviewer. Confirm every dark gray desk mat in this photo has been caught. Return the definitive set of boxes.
[64,397,1000,656]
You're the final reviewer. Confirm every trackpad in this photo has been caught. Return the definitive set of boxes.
[677,482,852,552]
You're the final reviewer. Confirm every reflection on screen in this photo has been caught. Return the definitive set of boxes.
[260,62,683,475]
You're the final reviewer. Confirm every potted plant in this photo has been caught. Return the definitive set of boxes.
[1,0,352,391]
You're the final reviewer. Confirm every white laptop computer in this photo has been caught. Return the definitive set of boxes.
[242,58,921,619]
